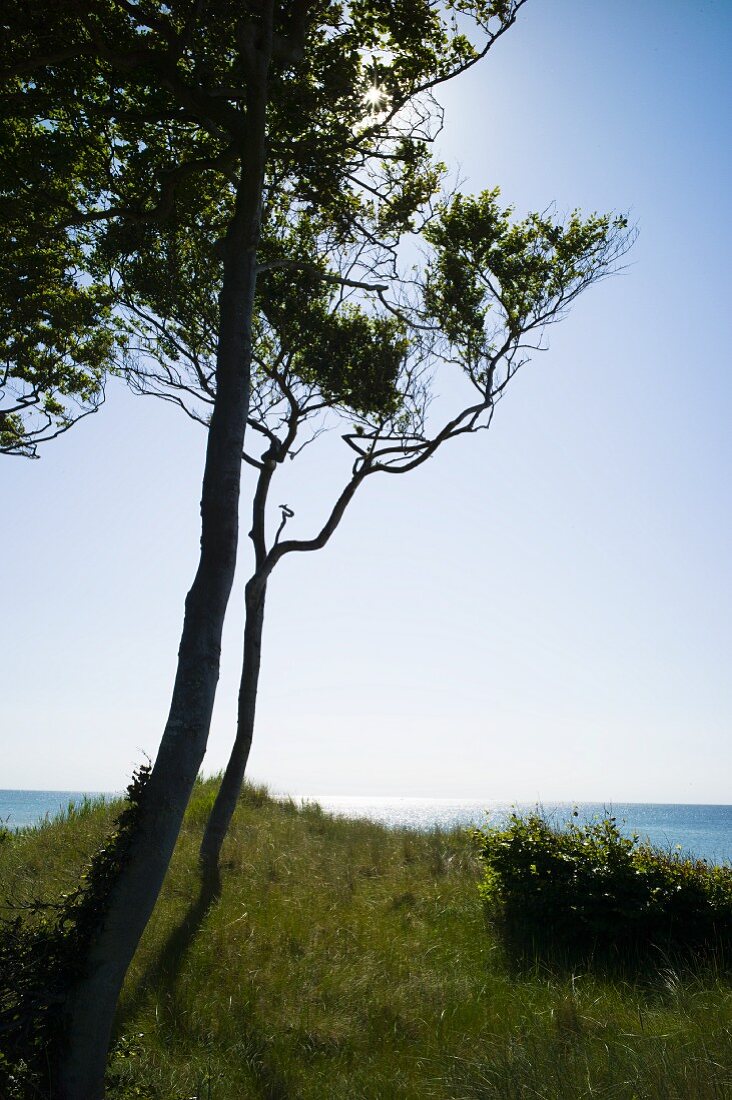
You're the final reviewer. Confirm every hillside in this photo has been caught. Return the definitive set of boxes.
[2,781,731,1099]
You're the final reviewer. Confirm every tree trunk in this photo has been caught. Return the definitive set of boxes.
[199,576,267,878]
[53,76,270,1099]
[197,468,369,880]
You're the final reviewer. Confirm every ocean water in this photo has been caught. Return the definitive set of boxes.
[2,790,731,866]
[0,789,114,831]
[302,796,732,866]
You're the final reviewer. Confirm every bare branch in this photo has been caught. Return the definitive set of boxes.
[273,503,294,546]
[255,259,388,293]
[266,467,368,571]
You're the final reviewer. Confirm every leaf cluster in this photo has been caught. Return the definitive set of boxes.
[0,114,118,456]
[424,189,630,367]
[257,250,407,418]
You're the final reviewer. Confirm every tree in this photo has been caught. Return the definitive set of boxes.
[127,193,631,882]
[2,2,528,1095]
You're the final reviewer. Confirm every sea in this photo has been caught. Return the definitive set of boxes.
[2,789,731,866]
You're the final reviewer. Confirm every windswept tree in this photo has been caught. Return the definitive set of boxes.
[2,2,529,1095]
[126,193,632,881]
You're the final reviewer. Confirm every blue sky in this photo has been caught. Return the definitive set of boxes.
[3,0,731,801]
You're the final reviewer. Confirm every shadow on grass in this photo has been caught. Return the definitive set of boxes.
[116,865,223,1032]
[489,916,732,987]
[115,866,291,1100]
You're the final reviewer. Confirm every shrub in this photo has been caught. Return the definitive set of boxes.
[475,812,732,967]
[0,765,151,1097]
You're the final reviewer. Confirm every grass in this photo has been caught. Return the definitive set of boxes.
[2,780,732,1099]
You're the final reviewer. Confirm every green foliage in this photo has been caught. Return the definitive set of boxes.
[2,0,520,455]
[475,813,732,967]
[0,114,117,456]
[262,283,407,417]
[424,189,629,363]
[0,766,150,1097]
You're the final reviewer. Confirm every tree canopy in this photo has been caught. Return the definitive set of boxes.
[128,190,630,490]
[1,0,527,458]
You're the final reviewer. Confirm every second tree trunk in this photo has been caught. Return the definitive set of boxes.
[200,576,267,876]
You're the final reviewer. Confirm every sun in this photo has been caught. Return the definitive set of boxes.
[363,84,388,114]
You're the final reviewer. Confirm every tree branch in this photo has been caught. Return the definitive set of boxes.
[255,259,388,293]
[265,466,368,571]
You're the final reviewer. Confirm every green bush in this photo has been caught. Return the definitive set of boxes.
[0,765,150,1098]
[475,813,732,967]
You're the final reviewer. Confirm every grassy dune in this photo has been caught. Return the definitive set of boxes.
[2,781,731,1099]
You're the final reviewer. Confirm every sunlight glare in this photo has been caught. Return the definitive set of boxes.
[363,83,388,114]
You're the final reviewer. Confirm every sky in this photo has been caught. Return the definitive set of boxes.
[3,0,731,802]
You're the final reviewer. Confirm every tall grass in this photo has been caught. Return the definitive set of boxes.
[1,780,731,1098]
